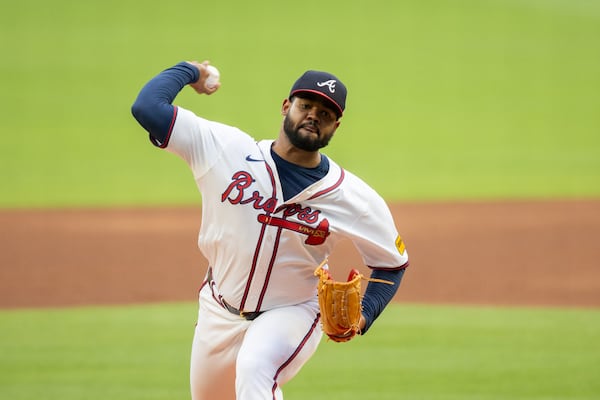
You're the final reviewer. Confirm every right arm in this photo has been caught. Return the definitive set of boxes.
[131,61,219,147]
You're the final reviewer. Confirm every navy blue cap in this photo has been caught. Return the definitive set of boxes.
[289,70,347,117]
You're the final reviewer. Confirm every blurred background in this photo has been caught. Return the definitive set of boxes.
[1,0,599,207]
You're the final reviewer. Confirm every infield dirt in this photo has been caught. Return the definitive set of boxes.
[1,199,599,309]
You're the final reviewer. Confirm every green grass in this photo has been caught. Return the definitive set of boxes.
[0,303,194,400]
[1,303,598,400]
[1,0,599,208]
[289,304,600,400]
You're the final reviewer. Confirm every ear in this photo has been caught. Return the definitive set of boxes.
[281,98,292,115]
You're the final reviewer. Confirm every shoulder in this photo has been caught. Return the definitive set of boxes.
[173,107,255,144]
[320,159,387,208]
[337,165,381,199]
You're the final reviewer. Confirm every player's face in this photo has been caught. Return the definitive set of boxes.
[282,96,340,152]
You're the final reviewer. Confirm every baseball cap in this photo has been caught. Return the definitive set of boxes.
[289,70,347,118]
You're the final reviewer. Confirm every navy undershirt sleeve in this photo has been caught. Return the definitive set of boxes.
[131,62,200,147]
[360,268,406,334]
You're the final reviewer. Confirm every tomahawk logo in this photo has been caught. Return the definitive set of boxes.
[257,214,330,245]
[317,80,336,93]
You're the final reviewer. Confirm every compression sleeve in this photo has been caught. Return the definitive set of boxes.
[131,62,200,147]
[360,267,406,334]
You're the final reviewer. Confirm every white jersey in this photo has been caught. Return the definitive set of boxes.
[166,107,408,312]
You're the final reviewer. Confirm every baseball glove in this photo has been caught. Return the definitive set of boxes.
[314,259,393,342]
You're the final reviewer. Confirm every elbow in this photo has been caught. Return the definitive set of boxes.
[131,99,145,123]
[131,97,156,131]
[131,97,156,137]
[130,95,174,144]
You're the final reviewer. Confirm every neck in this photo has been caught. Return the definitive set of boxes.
[272,137,321,168]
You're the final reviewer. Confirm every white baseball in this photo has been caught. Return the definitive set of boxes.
[205,65,220,88]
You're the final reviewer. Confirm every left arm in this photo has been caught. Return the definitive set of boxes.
[338,173,410,336]
[359,267,407,334]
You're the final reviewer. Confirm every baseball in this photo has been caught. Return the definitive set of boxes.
[205,65,220,88]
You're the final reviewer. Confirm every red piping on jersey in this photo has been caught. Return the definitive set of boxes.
[308,168,345,200]
[369,260,410,271]
[239,219,268,311]
[254,227,283,311]
[155,106,178,149]
[271,313,321,399]
[264,160,277,198]
[239,159,278,311]
[198,277,208,296]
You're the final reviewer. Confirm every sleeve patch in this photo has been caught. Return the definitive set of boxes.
[395,235,406,256]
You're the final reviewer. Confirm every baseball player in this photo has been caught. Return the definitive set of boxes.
[131,60,409,400]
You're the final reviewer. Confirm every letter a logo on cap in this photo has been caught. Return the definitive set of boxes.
[289,70,347,117]
[317,80,337,93]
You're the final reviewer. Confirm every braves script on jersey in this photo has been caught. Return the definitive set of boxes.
[167,107,408,313]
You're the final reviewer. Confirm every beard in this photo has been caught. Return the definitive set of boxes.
[283,114,332,152]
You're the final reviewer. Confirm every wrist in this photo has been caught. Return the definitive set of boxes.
[359,314,367,332]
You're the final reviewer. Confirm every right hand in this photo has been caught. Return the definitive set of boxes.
[186,60,221,95]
